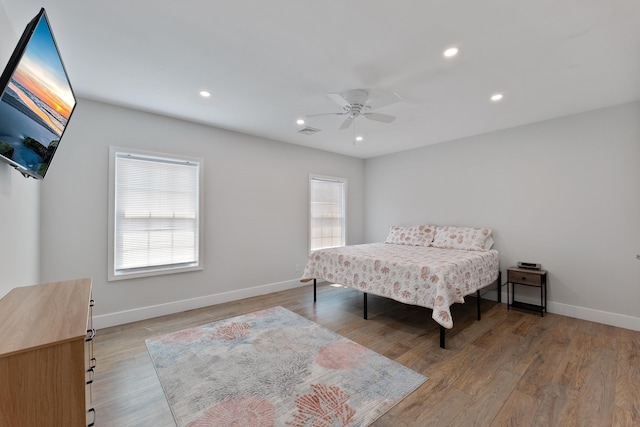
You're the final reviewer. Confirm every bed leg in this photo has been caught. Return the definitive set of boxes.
[477,289,481,321]
[313,279,316,302]
[440,325,445,349]
[363,293,368,320]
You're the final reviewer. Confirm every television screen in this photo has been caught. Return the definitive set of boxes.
[0,8,76,179]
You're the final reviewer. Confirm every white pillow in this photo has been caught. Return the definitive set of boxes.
[484,235,494,251]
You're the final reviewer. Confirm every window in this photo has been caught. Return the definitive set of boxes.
[108,147,204,280]
[309,174,346,251]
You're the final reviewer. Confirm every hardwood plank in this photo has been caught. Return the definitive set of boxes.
[449,370,520,426]
[552,331,593,390]
[614,328,640,426]
[491,390,539,427]
[399,385,473,425]
[531,383,579,427]
[573,348,617,426]
[515,314,577,399]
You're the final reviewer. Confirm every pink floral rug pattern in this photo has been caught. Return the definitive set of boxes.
[146,306,427,426]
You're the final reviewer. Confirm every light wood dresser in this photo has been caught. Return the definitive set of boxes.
[0,278,95,426]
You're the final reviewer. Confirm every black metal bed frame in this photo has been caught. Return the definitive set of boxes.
[312,270,501,349]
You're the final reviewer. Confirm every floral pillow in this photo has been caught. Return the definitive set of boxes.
[385,225,436,246]
[431,226,493,251]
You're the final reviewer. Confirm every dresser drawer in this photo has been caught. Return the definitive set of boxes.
[508,270,543,286]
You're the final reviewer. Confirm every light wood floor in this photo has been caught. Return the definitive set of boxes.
[93,283,640,426]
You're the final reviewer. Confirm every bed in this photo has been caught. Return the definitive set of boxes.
[300,225,501,348]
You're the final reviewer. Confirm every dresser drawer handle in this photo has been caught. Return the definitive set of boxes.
[87,407,96,426]
[90,299,95,307]
[86,367,95,385]
[86,328,96,342]
[90,357,97,369]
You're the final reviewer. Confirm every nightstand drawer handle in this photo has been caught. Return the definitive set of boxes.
[86,328,96,342]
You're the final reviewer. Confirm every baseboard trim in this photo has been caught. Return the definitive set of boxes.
[482,289,640,332]
[548,301,640,331]
[93,279,308,329]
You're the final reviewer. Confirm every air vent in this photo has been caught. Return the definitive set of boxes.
[298,126,321,136]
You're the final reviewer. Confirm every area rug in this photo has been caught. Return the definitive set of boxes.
[145,306,427,427]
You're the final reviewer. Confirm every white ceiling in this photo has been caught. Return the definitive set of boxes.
[3,0,640,159]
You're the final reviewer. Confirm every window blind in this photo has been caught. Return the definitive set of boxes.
[309,175,346,251]
[114,152,200,275]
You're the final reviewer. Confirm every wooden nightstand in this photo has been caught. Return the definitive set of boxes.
[506,266,547,316]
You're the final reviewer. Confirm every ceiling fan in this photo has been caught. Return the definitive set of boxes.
[307,88,401,130]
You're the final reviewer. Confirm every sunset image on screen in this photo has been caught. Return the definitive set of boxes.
[10,15,75,137]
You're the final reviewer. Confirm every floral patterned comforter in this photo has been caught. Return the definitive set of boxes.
[301,242,499,329]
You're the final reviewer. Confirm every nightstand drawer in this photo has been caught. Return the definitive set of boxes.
[508,270,542,286]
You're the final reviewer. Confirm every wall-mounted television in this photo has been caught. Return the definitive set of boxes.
[0,8,76,179]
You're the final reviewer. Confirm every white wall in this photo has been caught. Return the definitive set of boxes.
[0,2,40,297]
[365,101,640,330]
[39,99,365,328]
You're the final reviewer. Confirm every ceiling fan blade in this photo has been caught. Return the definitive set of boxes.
[339,116,355,130]
[306,111,348,118]
[326,93,351,109]
[365,91,401,110]
[364,112,396,123]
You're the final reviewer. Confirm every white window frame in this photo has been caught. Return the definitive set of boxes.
[108,146,204,281]
[309,174,347,253]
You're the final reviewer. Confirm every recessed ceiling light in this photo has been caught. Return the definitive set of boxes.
[354,136,364,143]
[296,118,305,125]
[443,47,459,58]
[491,93,504,102]
[199,90,211,98]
